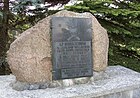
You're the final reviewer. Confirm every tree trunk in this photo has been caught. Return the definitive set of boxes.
[0,0,9,57]
[0,0,10,75]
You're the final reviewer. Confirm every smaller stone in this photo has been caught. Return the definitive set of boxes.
[48,81,61,88]
[10,81,29,91]
[73,77,90,84]
[62,79,74,87]
[28,84,40,90]
[39,83,49,89]
[90,77,94,82]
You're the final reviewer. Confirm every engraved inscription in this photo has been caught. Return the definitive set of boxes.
[55,41,92,69]
[61,68,92,78]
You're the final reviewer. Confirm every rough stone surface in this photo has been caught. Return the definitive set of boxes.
[7,10,109,83]
[0,66,140,98]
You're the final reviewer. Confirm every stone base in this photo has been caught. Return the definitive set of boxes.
[0,66,140,98]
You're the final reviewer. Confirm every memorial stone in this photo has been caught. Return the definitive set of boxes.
[7,10,109,90]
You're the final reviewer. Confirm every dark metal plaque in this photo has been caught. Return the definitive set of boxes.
[51,17,93,80]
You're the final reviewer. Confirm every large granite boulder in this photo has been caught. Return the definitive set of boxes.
[7,10,109,84]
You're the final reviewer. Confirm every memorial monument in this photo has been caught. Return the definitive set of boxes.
[4,10,140,98]
[7,10,109,90]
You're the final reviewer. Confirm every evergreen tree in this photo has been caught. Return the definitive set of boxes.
[66,0,140,71]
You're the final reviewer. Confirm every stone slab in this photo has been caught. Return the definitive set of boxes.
[0,66,140,98]
[51,17,93,80]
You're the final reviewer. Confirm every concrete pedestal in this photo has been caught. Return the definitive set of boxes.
[0,66,140,98]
